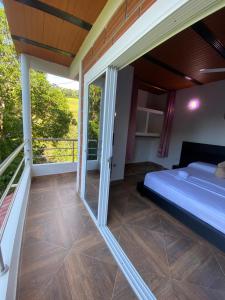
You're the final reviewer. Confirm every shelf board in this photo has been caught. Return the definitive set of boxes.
[137,106,164,115]
[135,132,160,137]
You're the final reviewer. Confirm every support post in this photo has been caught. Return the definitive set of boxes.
[76,63,82,193]
[72,140,75,162]
[21,54,32,165]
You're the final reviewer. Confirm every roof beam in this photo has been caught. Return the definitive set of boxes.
[12,35,75,58]
[192,21,225,60]
[143,54,202,85]
[138,78,168,93]
[16,0,92,31]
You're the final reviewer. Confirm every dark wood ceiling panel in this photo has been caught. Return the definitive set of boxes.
[133,59,194,91]
[14,40,73,66]
[133,7,225,92]
[203,7,225,47]
[150,28,225,85]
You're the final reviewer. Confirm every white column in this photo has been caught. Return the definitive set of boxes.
[21,54,32,165]
[76,63,82,193]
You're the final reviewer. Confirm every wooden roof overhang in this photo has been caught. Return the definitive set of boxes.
[3,0,107,67]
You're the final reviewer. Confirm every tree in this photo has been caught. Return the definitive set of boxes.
[87,83,102,160]
[0,9,72,159]
[0,8,73,194]
[61,88,78,98]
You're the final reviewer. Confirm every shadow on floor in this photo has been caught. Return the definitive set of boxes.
[17,173,137,300]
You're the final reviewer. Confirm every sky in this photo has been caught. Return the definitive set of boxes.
[47,74,79,90]
[0,3,4,9]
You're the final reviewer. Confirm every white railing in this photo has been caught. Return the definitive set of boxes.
[0,142,26,276]
[32,138,98,163]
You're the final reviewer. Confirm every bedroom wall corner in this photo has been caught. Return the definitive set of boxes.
[149,79,225,169]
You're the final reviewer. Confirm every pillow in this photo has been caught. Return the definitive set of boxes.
[188,162,216,174]
[218,161,225,168]
[215,162,225,179]
[177,170,189,179]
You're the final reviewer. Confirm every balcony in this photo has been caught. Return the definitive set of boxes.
[0,140,108,300]
[16,173,136,300]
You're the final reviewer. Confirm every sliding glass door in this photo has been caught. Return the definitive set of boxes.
[84,74,105,217]
[82,67,117,225]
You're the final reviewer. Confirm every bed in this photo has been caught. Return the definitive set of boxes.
[137,141,225,252]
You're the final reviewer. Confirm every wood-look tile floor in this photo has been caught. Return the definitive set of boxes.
[17,173,137,300]
[108,168,225,300]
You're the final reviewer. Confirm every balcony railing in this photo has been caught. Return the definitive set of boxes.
[32,138,98,163]
[0,142,26,276]
[0,137,99,277]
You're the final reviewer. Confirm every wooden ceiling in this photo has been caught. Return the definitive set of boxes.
[4,0,107,66]
[133,7,225,93]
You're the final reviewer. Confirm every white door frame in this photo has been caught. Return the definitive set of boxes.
[98,67,117,226]
[81,67,117,226]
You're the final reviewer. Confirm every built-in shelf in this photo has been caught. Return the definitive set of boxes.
[137,106,164,115]
[135,132,160,138]
[135,106,164,137]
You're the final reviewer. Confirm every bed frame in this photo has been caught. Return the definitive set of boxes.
[137,141,225,253]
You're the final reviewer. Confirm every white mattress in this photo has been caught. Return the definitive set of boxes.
[144,162,225,234]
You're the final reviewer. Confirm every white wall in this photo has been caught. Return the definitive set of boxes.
[111,66,134,181]
[131,92,167,163]
[149,79,225,169]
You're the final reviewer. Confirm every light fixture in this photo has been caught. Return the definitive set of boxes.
[187,98,200,111]
[185,76,192,81]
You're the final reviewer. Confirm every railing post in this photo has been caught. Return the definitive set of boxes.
[21,54,32,166]
[72,140,75,162]
[0,246,8,276]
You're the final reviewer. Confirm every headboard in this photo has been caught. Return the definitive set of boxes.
[179,141,225,167]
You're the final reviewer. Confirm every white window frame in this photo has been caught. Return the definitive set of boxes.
[81,67,117,227]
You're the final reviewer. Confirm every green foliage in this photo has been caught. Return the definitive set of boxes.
[61,88,78,98]
[0,8,73,194]
[30,71,72,139]
[88,84,101,140]
[87,84,101,160]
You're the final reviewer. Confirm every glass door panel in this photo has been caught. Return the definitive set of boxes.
[84,73,106,217]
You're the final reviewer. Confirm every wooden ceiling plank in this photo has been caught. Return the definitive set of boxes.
[133,59,194,91]
[66,0,107,24]
[15,0,92,31]
[57,21,87,54]
[143,54,202,85]
[23,3,44,42]
[4,0,26,37]
[4,0,107,67]
[203,7,225,46]
[12,35,75,58]
[42,12,63,52]
[149,27,225,85]
[14,40,73,66]
[192,21,225,60]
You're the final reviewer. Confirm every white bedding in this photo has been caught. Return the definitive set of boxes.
[144,162,225,234]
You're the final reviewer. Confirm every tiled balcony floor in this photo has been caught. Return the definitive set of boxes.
[108,169,225,300]
[17,173,137,300]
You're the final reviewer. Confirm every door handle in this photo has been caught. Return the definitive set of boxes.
[108,156,112,168]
